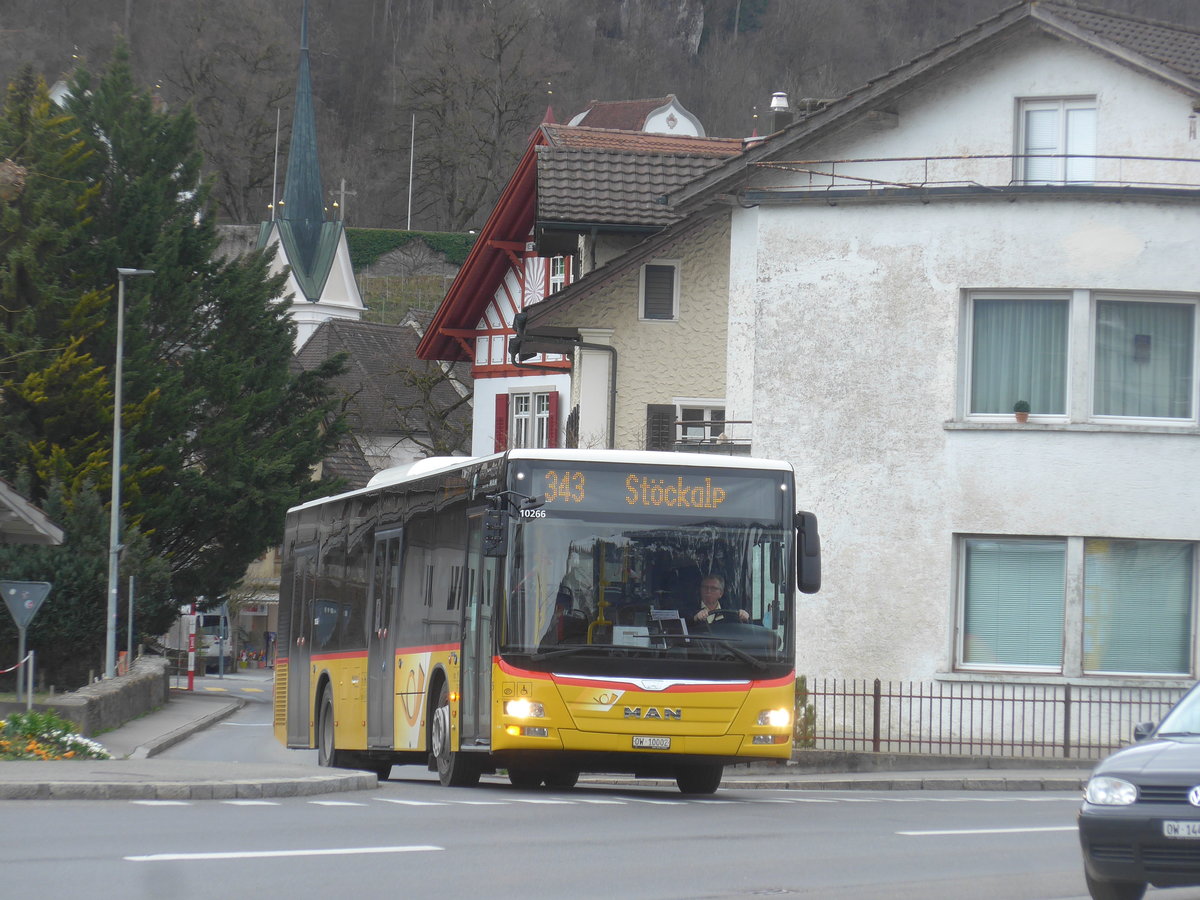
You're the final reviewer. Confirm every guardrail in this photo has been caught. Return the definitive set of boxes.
[806,677,1189,759]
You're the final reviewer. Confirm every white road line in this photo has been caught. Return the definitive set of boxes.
[571,798,627,805]
[309,800,368,806]
[131,800,191,806]
[509,797,574,804]
[445,800,509,806]
[624,798,685,805]
[221,800,280,806]
[898,826,1078,837]
[374,798,448,806]
[126,845,443,862]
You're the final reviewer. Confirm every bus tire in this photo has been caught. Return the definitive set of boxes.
[543,770,579,790]
[432,682,480,787]
[507,767,543,789]
[317,685,344,768]
[675,763,723,794]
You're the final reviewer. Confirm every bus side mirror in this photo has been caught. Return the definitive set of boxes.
[795,511,821,594]
[483,508,508,557]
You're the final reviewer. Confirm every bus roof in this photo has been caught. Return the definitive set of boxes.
[288,449,794,514]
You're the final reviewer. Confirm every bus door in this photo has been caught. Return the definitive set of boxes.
[286,546,316,747]
[460,514,497,746]
[367,528,402,748]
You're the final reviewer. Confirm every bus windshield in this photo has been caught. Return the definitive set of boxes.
[501,514,793,674]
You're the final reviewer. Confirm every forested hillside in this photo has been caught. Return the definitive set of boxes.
[3,0,1197,231]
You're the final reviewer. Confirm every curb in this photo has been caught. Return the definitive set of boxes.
[581,775,1088,792]
[0,770,377,801]
[127,696,247,760]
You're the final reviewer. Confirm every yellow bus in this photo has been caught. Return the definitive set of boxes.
[274,449,820,793]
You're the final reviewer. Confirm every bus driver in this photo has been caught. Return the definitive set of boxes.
[691,574,748,625]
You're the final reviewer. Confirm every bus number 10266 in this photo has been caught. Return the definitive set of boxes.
[544,470,585,504]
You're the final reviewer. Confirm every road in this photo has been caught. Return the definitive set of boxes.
[7,682,1200,900]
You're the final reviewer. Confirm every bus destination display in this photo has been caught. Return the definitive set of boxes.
[530,465,784,519]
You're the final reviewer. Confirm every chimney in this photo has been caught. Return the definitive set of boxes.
[770,91,793,132]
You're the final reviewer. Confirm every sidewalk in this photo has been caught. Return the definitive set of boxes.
[0,668,1093,799]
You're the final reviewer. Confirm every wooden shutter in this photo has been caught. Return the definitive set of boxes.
[645,404,675,451]
[546,392,559,449]
[494,394,509,452]
[642,265,675,319]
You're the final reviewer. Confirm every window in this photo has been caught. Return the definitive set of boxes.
[969,296,1069,416]
[507,391,558,449]
[1019,98,1096,184]
[640,261,679,320]
[1094,299,1194,418]
[958,535,1195,676]
[965,291,1198,423]
[678,404,725,443]
[549,256,568,294]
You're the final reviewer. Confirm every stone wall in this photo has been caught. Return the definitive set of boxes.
[0,655,169,737]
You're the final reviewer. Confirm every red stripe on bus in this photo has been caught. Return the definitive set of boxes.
[311,650,368,662]
[497,657,795,692]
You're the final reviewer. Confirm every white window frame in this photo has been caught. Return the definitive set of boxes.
[673,398,726,443]
[640,259,680,322]
[549,256,568,294]
[962,290,1199,426]
[510,390,552,449]
[955,534,1198,678]
[1016,96,1097,185]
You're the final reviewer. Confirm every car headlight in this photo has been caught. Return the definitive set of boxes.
[1085,775,1138,806]
[757,708,792,728]
[504,699,544,719]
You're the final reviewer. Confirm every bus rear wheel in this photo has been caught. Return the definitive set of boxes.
[432,682,480,787]
[675,763,723,794]
[317,685,343,768]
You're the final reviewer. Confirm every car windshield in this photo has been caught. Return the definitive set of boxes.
[1156,685,1200,736]
[499,515,793,675]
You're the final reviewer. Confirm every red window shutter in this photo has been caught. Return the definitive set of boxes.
[546,392,560,449]
[494,394,509,452]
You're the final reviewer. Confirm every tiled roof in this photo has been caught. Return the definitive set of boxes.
[537,128,743,226]
[294,319,472,434]
[542,125,740,157]
[569,97,675,130]
[1040,2,1200,79]
[321,433,374,490]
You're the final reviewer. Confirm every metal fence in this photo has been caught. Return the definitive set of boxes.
[805,677,1189,760]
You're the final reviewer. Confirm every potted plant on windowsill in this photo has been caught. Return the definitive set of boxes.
[1013,400,1031,424]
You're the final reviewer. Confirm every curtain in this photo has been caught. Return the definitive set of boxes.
[962,539,1065,668]
[971,298,1069,414]
[1094,300,1193,418]
[1084,539,1193,675]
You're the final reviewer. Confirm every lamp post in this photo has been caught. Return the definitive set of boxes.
[106,267,154,679]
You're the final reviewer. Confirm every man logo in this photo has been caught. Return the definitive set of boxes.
[1189,785,1200,807]
[623,707,682,720]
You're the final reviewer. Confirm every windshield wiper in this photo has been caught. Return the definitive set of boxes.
[681,634,769,671]
[529,644,620,662]
[1154,731,1200,737]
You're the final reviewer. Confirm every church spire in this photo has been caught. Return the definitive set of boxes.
[281,0,325,285]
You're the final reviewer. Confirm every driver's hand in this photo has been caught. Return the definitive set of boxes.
[695,608,708,622]
[738,609,749,622]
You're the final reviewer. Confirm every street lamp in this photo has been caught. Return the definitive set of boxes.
[106,267,154,679]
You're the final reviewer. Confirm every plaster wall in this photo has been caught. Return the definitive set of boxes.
[471,373,570,457]
[553,217,731,449]
[730,192,1200,684]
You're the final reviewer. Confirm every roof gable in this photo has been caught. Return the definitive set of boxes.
[673,1,1200,210]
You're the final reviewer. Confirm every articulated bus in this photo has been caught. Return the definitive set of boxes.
[274,449,820,794]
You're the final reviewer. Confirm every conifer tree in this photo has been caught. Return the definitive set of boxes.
[0,50,344,685]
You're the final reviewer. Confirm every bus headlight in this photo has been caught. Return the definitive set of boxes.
[757,708,791,728]
[504,699,545,719]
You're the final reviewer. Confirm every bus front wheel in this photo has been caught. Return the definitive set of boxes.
[432,682,480,787]
[317,685,343,768]
[675,763,723,794]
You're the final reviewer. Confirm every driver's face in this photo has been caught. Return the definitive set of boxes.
[700,580,723,608]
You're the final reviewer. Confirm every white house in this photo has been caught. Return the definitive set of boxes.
[528,2,1200,712]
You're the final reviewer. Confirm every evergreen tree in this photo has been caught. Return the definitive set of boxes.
[0,50,344,686]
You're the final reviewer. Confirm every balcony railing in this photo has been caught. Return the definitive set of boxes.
[749,154,1200,196]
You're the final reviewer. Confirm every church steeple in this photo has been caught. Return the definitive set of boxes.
[281,0,325,294]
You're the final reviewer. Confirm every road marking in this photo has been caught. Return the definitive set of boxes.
[510,797,573,804]
[126,845,443,862]
[624,798,685,805]
[571,798,627,805]
[221,800,280,806]
[898,825,1078,837]
[309,800,368,806]
[445,800,508,806]
[374,798,447,806]
[131,800,191,806]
